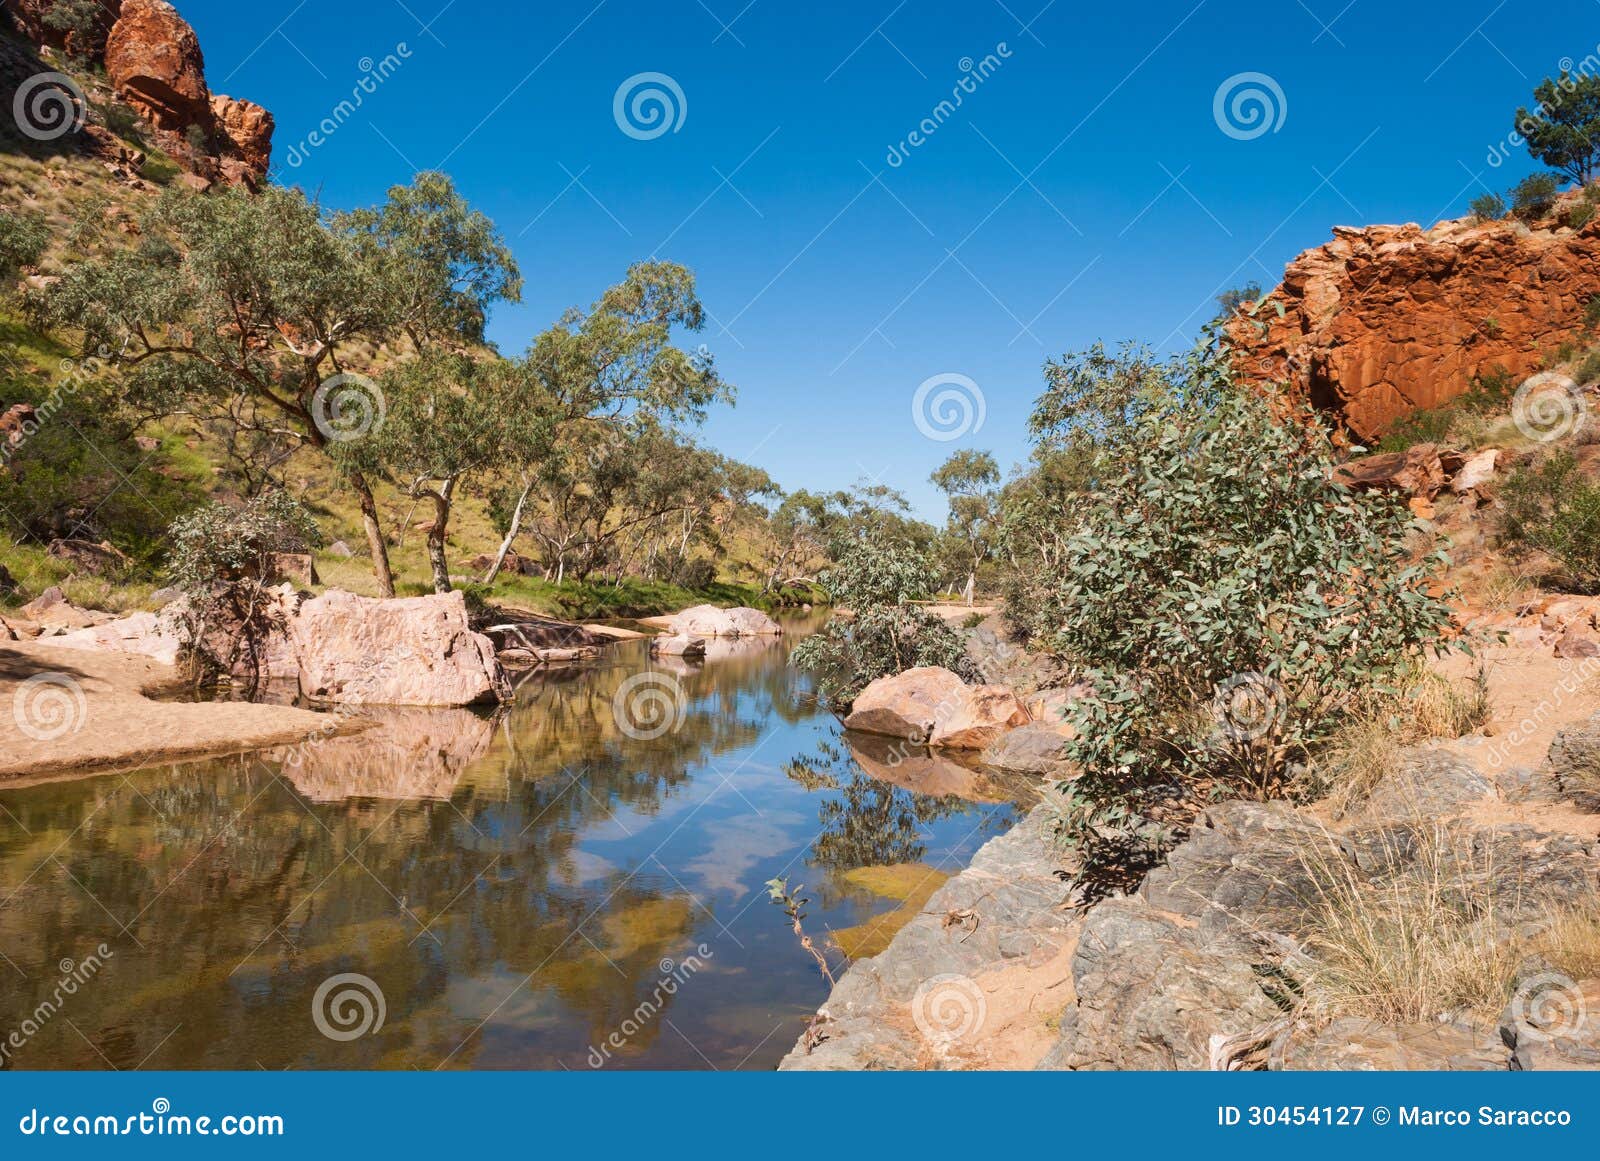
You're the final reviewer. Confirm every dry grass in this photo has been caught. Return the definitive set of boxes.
[1468,559,1546,617]
[1294,823,1600,1024]
[1313,665,1490,814]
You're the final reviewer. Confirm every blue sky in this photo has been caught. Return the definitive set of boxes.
[184,0,1589,518]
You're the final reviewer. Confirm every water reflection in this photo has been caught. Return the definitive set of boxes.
[0,620,1021,1070]
[275,706,496,802]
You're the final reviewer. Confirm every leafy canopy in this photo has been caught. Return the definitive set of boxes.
[1020,344,1457,895]
[1516,71,1600,184]
[792,534,971,708]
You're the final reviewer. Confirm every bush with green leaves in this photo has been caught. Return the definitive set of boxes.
[1515,72,1600,184]
[1025,354,1457,896]
[1500,450,1600,593]
[1374,365,1516,452]
[792,535,971,709]
[41,0,105,59]
[1510,173,1561,223]
[1469,192,1506,223]
[167,492,323,685]
[0,209,48,285]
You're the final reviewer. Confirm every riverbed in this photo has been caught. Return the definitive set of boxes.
[0,619,1024,1070]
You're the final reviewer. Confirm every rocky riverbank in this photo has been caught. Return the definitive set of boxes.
[0,591,797,781]
[0,638,347,782]
[781,639,1600,1072]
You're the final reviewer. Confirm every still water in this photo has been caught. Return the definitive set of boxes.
[0,619,1025,1069]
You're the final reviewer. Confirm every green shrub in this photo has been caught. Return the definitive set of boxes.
[793,535,971,709]
[95,101,146,146]
[41,0,104,59]
[1376,407,1456,452]
[1469,192,1505,223]
[1500,450,1600,592]
[1566,201,1595,230]
[167,491,324,684]
[1375,367,1516,452]
[1576,348,1600,385]
[0,208,48,283]
[1458,365,1516,410]
[1586,295,1600,332]
[1510,173,1560,223]
[1029,358,1456,898]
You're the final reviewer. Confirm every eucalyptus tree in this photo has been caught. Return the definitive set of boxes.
[930,448,1000,604]
[479,260,732,582]
[758,489,834,596]
[369,352,526,592]
[40,173,519,597]
[336,170,522,354]
[1515,71,1600,184]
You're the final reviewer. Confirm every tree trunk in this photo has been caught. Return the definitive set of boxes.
[483,474,534,585]
[426,480,455,594]
[348,467,396,598]
[963,571,975,607]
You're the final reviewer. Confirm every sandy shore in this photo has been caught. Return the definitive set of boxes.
[0,641,347,781]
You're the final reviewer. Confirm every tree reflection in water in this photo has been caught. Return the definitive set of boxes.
[0,625,1022,1070]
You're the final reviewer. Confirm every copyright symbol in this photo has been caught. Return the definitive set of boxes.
[1372,1107,1391,1125]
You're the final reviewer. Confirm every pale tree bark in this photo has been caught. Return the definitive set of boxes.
[482,473,535,585]
[348,468,396,598]
[424,477,456,594]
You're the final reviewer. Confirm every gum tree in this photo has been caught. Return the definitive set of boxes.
[1022,343,1458,896]
[930,448,1000,604]
[1516,71,1600,184]
[40,173,519,597]
[480,261,731,583]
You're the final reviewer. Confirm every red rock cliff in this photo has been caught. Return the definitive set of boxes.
[1226,193,1600,441]
[6,0,272,186]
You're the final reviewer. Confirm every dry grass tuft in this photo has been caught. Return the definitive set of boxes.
[1293,823,1600,1024]
[1312,665,1489,814]
[1295,824,1520,1022]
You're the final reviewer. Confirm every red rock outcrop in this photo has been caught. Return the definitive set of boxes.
[4,0,123,58]
[1227,193,1600,441]
[209,93,273,175]
[7,0,272,185]
[103,0,210,130]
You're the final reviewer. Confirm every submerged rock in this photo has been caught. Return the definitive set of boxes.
[649,633,706,658]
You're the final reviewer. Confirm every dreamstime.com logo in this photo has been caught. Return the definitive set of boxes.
[13,672,87,742]
[12,71,85,141]
[1511,971,1588,1037]
[1512,371,1589,443]
[1213,72,1287,141]
[611,671,688,740]
[1210,671,1283,744]
[911,973,987,1048]
[0,944,113,1066]
[311,972,386,1041]
[613,72,687,140]
[586,945,713,1067]
[312,372,387,443]
[17,1099,283,1138]
[884,43,1012,168]
[912,373,986,442]
[282,45,412,168]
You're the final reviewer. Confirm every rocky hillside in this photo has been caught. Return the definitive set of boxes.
[1227,189,1600,441]
[2,0,272,188]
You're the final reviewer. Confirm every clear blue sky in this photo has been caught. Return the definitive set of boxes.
[184,0,1587,518]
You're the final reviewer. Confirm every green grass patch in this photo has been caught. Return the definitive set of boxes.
[463,575,812,620]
